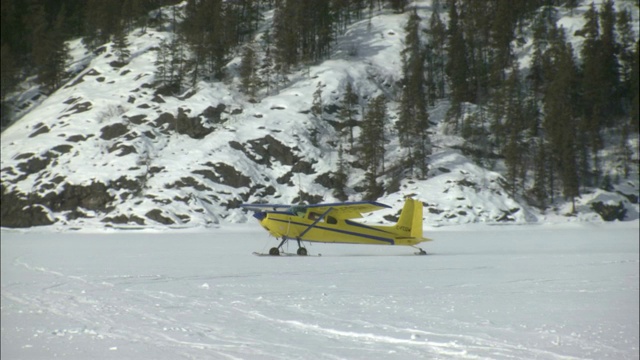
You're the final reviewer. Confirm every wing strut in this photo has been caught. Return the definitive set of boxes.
[298,207,333,239]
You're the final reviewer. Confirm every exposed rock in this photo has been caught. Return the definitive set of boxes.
[145,209,175,224]
[5,205,53,227]
[165,177,212,191]
[245,135,300,166]
[14,152,34,160]
[194,162,251,188]
[100,122,129,140]
[617,191,638,204]
[293,192,323,205]
[591,201,626,221]
[112,176,141,191]
[66,101,92,115]
[51,145,73,154]
[250,184,276,197]
[29,125,50,138]
[17,155,52,175]
[108,143,137,156]
[314,172,335,189]
[102,214,146,225]
[67,134,92,142]
[277,172,294,185]
[153,112,175,128]
[125,114,147,125]
[292,160,315,174]
[176,108,213,139]
[1,181,115,227]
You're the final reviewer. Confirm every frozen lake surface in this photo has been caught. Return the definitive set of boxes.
[2,223,638,359]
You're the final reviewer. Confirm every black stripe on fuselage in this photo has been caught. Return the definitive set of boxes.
[270,218,395,244]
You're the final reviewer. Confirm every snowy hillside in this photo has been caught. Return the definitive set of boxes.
[1,0,638,229]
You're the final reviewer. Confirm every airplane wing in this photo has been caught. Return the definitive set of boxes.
[304,201,391,219]
[240,203,292,212]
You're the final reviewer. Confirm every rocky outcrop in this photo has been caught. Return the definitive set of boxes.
[591,201,627,221]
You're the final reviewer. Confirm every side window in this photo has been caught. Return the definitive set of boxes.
[326,216,337,225]
[309,212,321,220]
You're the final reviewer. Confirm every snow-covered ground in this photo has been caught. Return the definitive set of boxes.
[2,222,638,360]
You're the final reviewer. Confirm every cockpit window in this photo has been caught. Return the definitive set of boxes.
[290,206,307,217]
[326,216,337,225]
[309,212,321,220]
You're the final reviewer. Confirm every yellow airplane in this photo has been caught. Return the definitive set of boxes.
[240,198,432,256]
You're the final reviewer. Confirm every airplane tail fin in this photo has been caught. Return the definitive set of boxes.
[395,198,423,238]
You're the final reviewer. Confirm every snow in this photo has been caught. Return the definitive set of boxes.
[2,222,638,359]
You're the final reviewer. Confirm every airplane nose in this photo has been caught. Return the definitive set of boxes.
[253,212,266,221]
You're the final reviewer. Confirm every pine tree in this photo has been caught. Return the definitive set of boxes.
[260,30,274,95]
[1,43,18,129]
[112,23,131,66]
[333,144,349,201]
[631,41,640,134]
[311,81,323,119]
[598,0,619,122]
[544,27,580,209]
[617,9,635,118]
[32,6,70,92]
[501,64,527,195]
[239,43,259,98]
[359,95,387,199]
[530,139,549,209]
[398,9,430,178]
[427,6,447,99]
[445,0,470,125]
[338,81,359,151]
[489,0,517,88]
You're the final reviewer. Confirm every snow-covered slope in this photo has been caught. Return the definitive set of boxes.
[1,1,638,229]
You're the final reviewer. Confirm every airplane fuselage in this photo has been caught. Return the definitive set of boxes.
[257,211,425,246]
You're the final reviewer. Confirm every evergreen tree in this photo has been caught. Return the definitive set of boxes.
[239,42,259,98]
[359,95,387,199]
[598,0,619,122]
[631,41,640,134]
[427,6,447,99]
[501,64,527,195]
[617,9,635,102]
[32,6,70,92]
[260,30,274,95]
[1,43,18,129]
[530,139,549,209]
[389,0,408,13]
[333,144,349,201]
[489,0,517,88]
[338,81,359,151]
[398,9,430,178]
[445,0,470,125]
[112,22,131,66]
[311,81,324,119]
[543,27,580,210]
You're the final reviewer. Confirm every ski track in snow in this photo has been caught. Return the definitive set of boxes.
[1,223,639,360]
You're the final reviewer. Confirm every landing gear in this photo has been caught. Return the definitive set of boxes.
[412,246,427,255]
[267,237,308,256]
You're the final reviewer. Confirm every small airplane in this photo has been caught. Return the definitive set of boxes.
[240,197,432,256]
